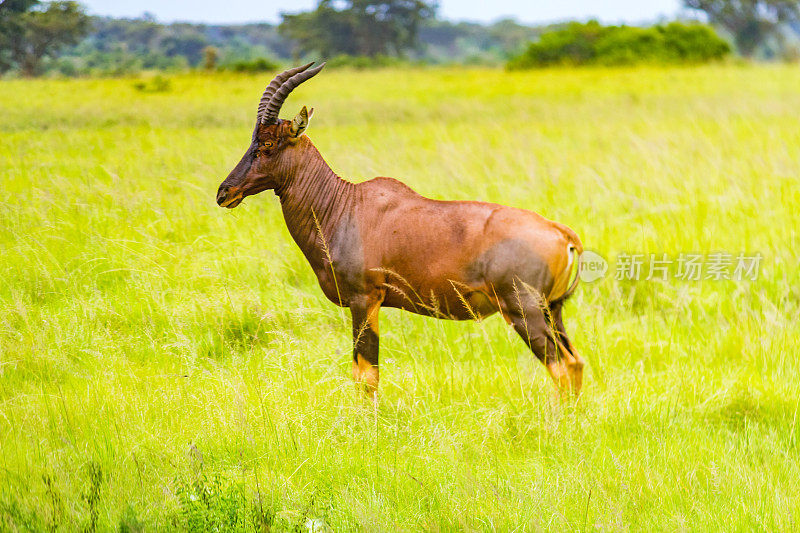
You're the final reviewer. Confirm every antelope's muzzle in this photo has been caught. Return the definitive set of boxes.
[216,187,243,208]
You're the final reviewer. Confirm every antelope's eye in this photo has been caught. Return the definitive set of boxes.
[262,141,274,149]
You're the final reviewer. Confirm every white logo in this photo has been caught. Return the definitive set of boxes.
[579,250,608,283]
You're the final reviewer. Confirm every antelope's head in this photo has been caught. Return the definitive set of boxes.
[216,62,325,208]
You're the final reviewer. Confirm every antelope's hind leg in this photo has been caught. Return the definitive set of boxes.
[501,289,579,398]
[349,290,384,399]
[549,299,585,395]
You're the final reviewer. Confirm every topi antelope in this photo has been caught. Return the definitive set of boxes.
[216,63,586,399]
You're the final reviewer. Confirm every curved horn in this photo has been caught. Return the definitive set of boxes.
[262,62,326,124]
[256,62,314,123]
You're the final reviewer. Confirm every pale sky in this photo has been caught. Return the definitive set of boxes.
[78,0,689,26]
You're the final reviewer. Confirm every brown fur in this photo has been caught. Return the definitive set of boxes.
[217,85,585,399]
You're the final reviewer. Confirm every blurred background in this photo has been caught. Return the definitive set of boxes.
[3,2,800,531]
[1,0,800,77]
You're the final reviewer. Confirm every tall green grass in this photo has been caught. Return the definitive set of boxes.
[1,65,799,530]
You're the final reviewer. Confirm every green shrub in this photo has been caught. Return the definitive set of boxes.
[327,54,406,69]
[659,22,731,62]
[508,21,731,69]
[171,474,308,532]
[132,75,172,93]
[175,474,248,532]
[595,25,667,65]
[225,57,279,73]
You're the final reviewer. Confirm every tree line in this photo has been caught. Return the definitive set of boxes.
[507,21,732,69]
[1,0,799,76]
[0,0,89,76]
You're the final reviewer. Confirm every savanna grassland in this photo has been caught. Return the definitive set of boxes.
[1,65,800,531]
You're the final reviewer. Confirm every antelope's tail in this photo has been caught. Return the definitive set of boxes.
[551,228,583,304]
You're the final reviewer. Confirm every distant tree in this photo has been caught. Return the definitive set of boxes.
[486,18,544,56]
[683,0,800,56]
[416,19,542,63]
[0,0,90,76]
[202,45,218,70]
[0,0,39,71]
[280,0,437,58]
[160,26,208,64]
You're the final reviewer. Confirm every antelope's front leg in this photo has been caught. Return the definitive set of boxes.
[350,291,384,399]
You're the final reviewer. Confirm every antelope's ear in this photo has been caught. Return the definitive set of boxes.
[290,106,313,137]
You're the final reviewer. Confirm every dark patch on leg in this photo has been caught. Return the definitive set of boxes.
[478,238,556,301]
[350,291,383,397]
[509,305,560,366]
[549,300,585,395]
[500,286,577,398]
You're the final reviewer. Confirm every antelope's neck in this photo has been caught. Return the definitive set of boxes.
[275,150,355,268]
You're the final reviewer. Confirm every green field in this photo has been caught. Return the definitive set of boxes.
[1,65,799,531]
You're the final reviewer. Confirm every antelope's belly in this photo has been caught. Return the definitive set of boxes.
[381,280,498,320]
